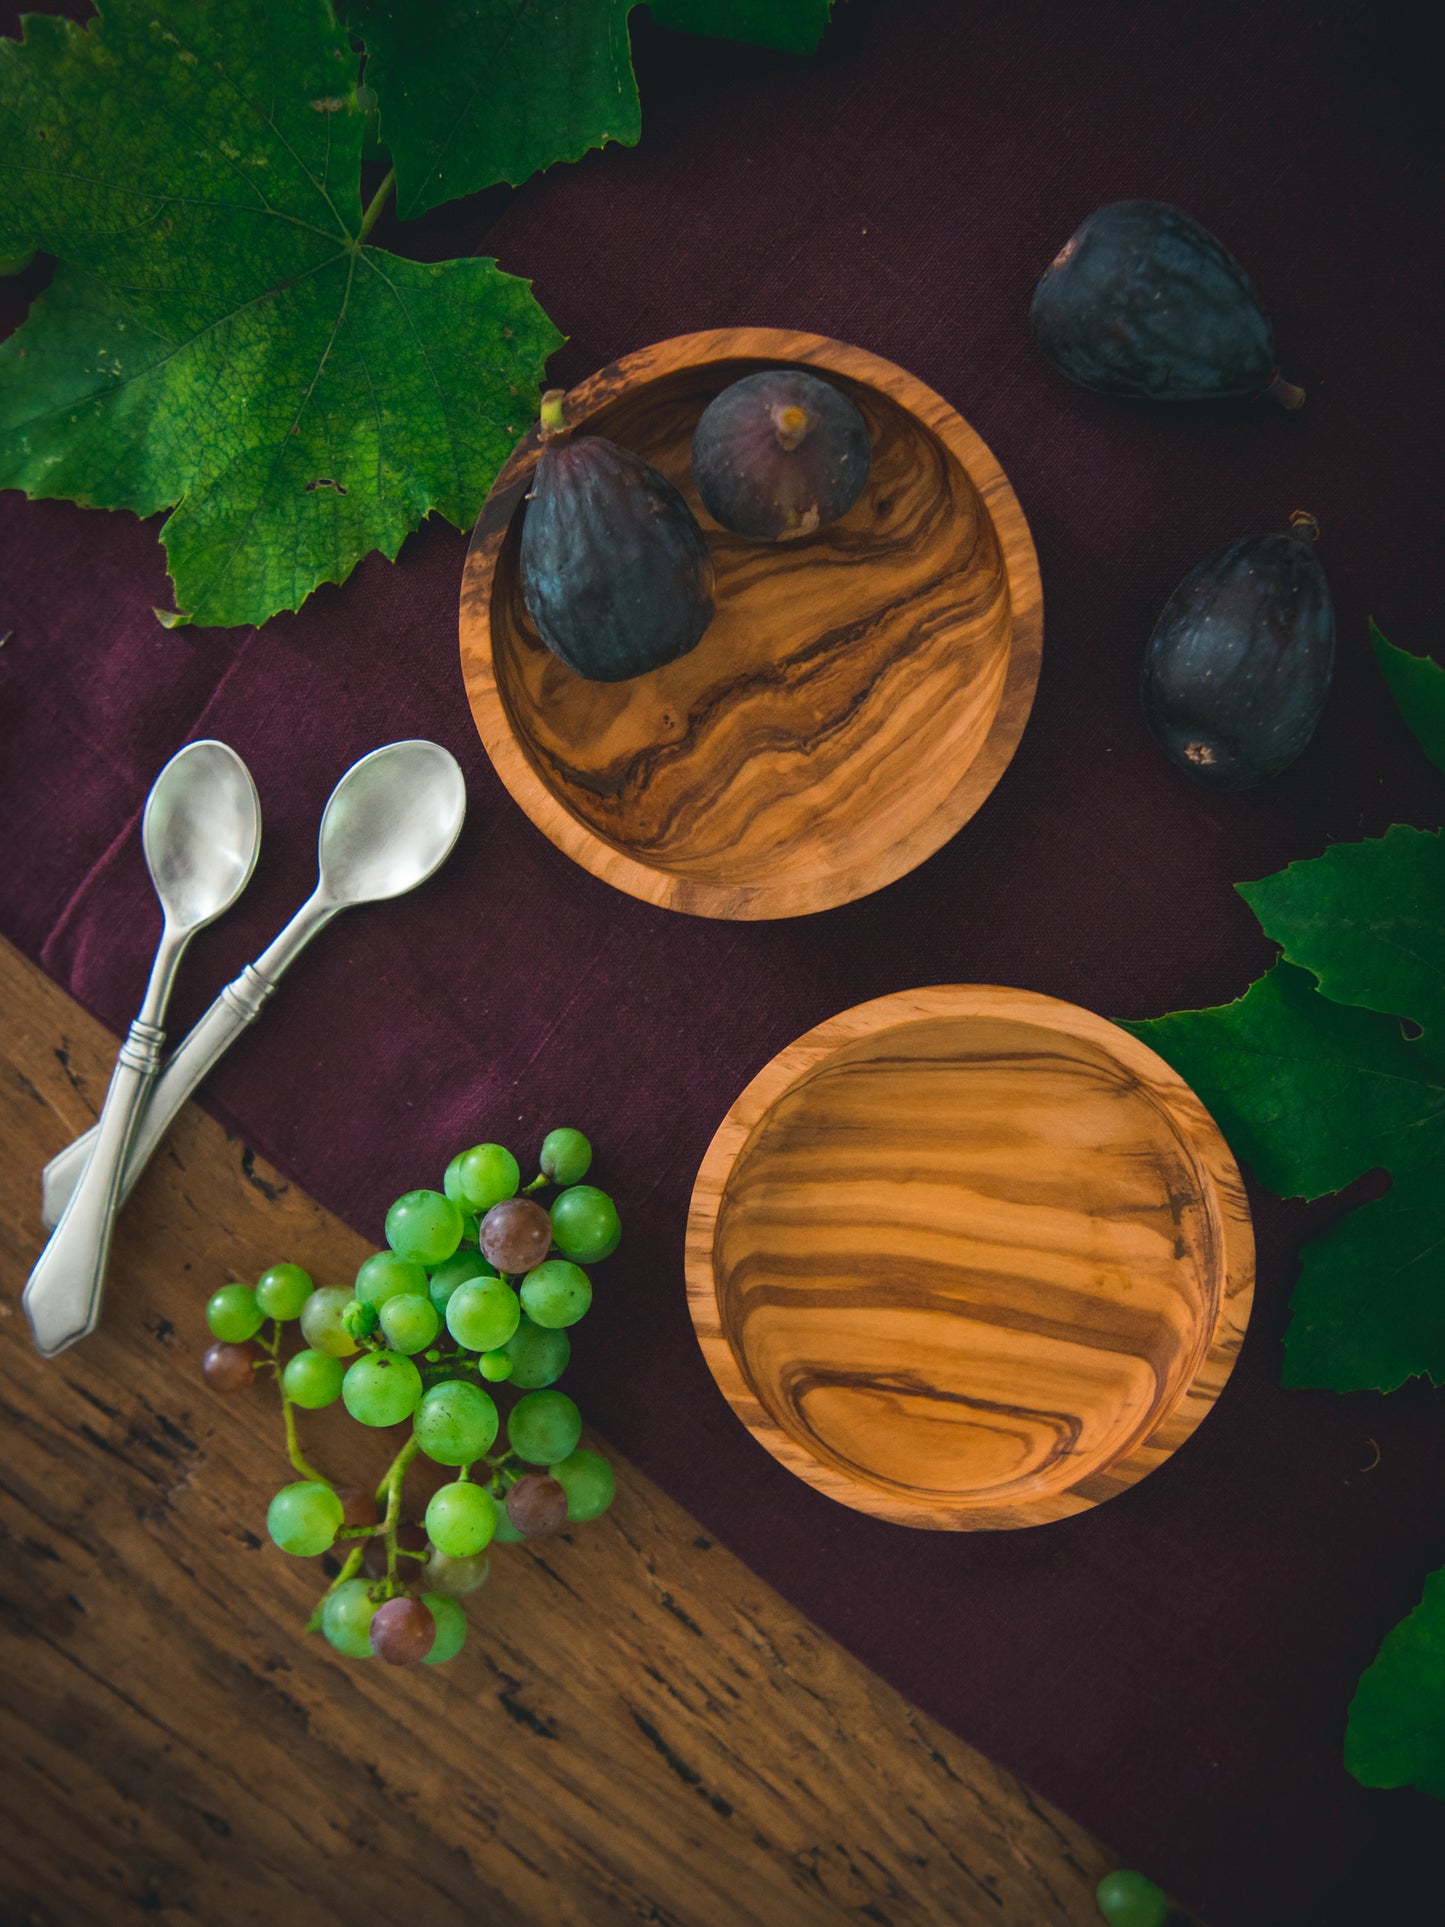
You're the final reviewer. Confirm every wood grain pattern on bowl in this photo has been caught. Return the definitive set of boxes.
[460,329,1042,920]
[686,987,1254,1530]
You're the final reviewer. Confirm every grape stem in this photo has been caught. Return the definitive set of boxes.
[255,1319,333,1485]
[375,1436,423,1594]
[309,1425,457,1630]
[521,1172,548,1194]
[307,1543,365,1632]
[282,1392,332,1486]
[486,1448,519,1498]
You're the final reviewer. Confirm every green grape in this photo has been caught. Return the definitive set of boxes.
[413,1380,499,1465]
[386,1189,463,1266]
[425,1480,496,1557]
[442,1151,468,1206]
[1095,1872,1168,1927]
[342,1297,379,1342]
[378,1293,440,1355]
[491,1509,527,1543]
[427,1248,496,1317]
[457,1211,480,1246]
[520,1258,592,1330]
[455,1143,520,1214]
[320,1577,377,1658]
[477,1350,513,1383]
[422,1549,490,1596]
[540,1127,592,1186]
[508,1390,582,1465]
[551,1448,615,1522]
[299,1285,360,1358]
[342,1352,424,1427]
[267,1480,342,1556]
[549,1185,620,1263]
[446,1277,521,1353]
[282,1348,345,1409]
[254,1263,313,1321]
[355,1250,428,1308]
[420,1592,467,1665]
[502,1314,570,1389]
[206,1282,264,1344]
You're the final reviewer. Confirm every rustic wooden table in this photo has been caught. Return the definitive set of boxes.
[0,936,1119,1926]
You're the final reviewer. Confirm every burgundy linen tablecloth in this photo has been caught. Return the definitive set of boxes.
[2,4,1442,1921]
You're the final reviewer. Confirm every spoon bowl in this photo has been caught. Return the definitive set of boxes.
[314,739,467,908]
[144,738,262,937]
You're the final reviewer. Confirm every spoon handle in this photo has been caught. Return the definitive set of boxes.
[41,969,276,1231]
[23,1018,167,1356]
[40,901,336,1230]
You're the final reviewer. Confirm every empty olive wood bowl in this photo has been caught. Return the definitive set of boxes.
[686,987,1254,1530]
[459,329,1043,920]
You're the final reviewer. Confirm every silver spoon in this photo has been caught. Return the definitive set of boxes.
[40,740,467,1232]
[24,740,262,1357]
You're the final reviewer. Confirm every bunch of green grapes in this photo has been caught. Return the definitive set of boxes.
[201,1127,618,1667]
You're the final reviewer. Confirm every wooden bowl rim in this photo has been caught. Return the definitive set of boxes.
[684,984,1256,1531]
[459,327,1044,921]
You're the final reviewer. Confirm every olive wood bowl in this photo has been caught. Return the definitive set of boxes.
[459,329,1043,920]
[685,987,1254,1529]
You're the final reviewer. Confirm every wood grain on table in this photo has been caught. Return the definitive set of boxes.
[0,938,1116,1926]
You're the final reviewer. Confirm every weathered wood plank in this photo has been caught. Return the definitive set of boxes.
[0,936,1114,1925]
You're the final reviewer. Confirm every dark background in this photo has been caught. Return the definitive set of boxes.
[2,4,1443,1921]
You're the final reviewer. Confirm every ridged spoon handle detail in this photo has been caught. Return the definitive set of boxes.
[40,898,336,1230]
[23,1016,167,1356]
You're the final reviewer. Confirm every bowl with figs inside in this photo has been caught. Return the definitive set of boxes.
[685,987,1254,1528]
[459,329,1043,920]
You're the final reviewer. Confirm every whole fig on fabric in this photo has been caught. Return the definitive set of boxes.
[519,391,714,683]
[1141,512,1334,790]
[691,369,871,541]
[1031,201,1304,407]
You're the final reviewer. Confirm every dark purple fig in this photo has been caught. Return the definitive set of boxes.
[1141,512,1334,789]
[691,370,871,541]
[519,391,714,683]
[1031,201,1303,408]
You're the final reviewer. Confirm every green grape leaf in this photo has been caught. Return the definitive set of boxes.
[1240,826,1445,1039]
[349,1,641,217]
[1346,1567,1445,1799]
[1122,961,1445,1204]
[1373,624,1445,776]
[1123,631,1445,1393]
[1129,963,1445,1393]
[349,0,834,221]
[1283,1161,1445,1392]
[0,2,561,628]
